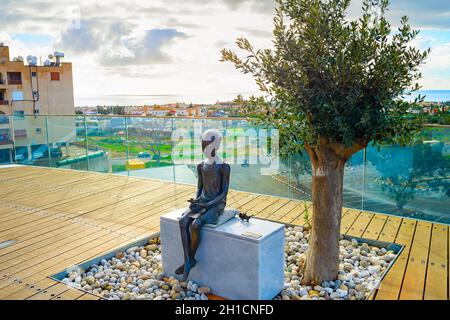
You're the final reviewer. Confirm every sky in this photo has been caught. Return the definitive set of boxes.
[1,0,450,106]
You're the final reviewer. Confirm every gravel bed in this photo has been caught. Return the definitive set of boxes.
[62,227,399,300]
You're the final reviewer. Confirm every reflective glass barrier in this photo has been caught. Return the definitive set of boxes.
[0,115,448,224]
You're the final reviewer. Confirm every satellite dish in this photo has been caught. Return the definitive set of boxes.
[48,54,54,60]
[43,59,52,66]
[17,56,24,62]
[27,55,37,66]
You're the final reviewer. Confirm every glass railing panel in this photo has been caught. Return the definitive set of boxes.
[3,114,448,225]
[170,117,292,200]
[11,115,50,167]
[343,149,365,211]
[0,115,13,164]
[172,118,223,186]
[127,117,176,182]
[287,153,312,202]
[84,115,126,174]
[46,115,91,171]
[364,125,450,223]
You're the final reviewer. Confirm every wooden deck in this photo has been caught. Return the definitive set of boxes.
[0,165,448,300]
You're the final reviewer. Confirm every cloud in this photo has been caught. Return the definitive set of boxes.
[166,18,201,29]
[58,20,102,53]
[215,39,228,48]
[100,28,188,66]
[2,0,450,102]
[221,0,276,13]
[237,27,272,38]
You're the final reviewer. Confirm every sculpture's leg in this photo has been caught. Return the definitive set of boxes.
[176,214,193,275]
[189,218,205,258]
[180,219,205,281]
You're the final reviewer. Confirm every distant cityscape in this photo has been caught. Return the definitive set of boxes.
[74,97,450,123]
[75,101,246,118]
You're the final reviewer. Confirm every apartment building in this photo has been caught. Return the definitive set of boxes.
[0,44,75,163]
[144,104,201,117]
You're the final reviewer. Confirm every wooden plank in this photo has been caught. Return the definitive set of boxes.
[399,221,432,300]
[376,219,417,300]
[424,224,448,300]
[264,200,300,222]
[340,209,361,234]
[76,293,101,300]
[346,211,374,237]
[255,198,290,220]
[361,213,387,240]
[51,287,85,300]
[1,277,57,300]
[278,201,309,224]
[378,216,402,242]
[26,283,70,300]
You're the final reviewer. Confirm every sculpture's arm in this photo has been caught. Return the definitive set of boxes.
[194,163,203,200]
[203,164,230,208]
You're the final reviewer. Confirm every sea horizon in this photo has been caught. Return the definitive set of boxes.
[75,90,450,107]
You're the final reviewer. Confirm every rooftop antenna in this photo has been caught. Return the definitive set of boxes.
[54,51,64,66]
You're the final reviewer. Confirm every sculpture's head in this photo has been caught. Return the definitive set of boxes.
[201,129,222,159]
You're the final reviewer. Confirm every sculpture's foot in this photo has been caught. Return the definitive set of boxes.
[175,264,185,275]
[175,258,197,281]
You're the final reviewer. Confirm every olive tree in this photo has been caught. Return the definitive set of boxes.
[221,0,429,284]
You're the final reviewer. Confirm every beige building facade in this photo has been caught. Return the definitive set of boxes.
[0,44,76,163]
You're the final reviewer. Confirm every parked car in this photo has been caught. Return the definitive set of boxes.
[32,150,45,159]
[137,152,151,158]
[50,148,62,157]
[15,153,26,161]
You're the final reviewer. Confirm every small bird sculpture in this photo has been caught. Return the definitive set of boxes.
[238,212,253,222]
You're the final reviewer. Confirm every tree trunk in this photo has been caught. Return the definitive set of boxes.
[302,143,347,285]
[396,199,406,214]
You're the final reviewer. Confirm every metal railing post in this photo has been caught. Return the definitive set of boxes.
[84,115,89,171]
[362,147,367,211]
[45,115,51,167]
[171,118,176,184]
[125,116,130,176]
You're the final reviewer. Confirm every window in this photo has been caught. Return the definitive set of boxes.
[50,72,60,81]
[31,71,37,77]
[12,91,23,101]
[13,110,24,119]
[35,128,42,134]
[7,72,22,85]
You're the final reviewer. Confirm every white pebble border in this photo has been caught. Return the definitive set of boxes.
[278,226,399,300]
[61,227,399,300]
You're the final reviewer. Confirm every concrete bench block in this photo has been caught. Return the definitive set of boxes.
[160,209,285,300]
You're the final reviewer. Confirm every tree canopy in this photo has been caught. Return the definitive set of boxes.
[221,0,430,156]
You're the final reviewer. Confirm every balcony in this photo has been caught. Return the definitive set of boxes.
[0,134,12,145]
